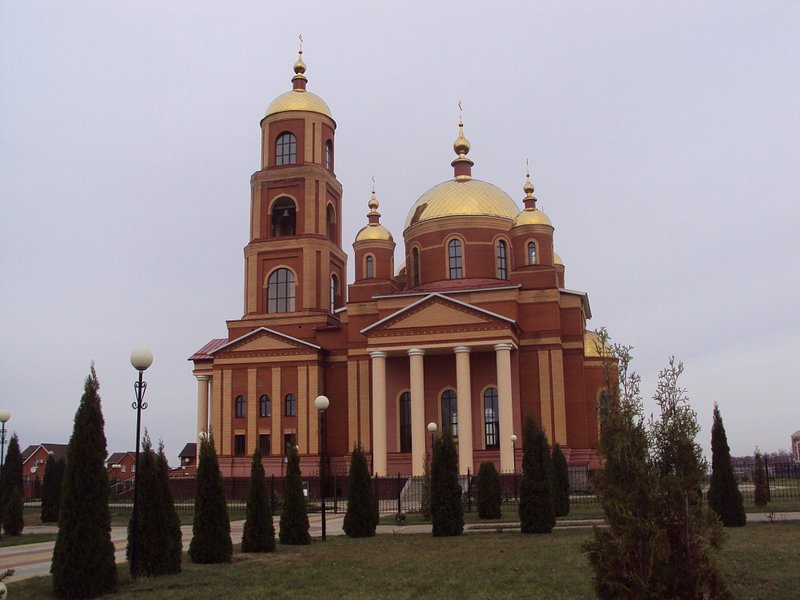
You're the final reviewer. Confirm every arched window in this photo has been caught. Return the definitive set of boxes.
[330,274,340,313]
[399,392,411,452]
[267,268,295,313]
[366,255,374,278]
[326,204,336,242]
[496,240,508,279]
[483,388,499,448]
[448,239,463,279]
[259,394,271,418]
[285,393,296,417]
[528,241,537,265]
[412,247,420,287]
[271,197,297,237]
[325,140,333,170]
[235,395,246,418]
[275,132,297,165]
[441,390,458,437]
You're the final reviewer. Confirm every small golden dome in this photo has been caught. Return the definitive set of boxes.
[396,263,407,276]
[584,331,612,358]
[355,223,394,242]
[512,207,553,227]
[368,190,379,213]
[523,170,536,199]
[293,51,307,76]
[554,252,563,266]
[453,123,471,157]
[405,178,519,229]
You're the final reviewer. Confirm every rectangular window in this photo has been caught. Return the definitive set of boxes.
[285,394,297,417]
[121,464,126,473]
[234,434,246,456]
[259,434,270,456]
[284,433,297,455]
[399,392,412,453]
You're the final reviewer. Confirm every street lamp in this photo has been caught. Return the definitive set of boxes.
[129,347,153,577]
[0,410,10,495]
[314,395,330,541]
[427,421,437,452]
[510,434,518,501]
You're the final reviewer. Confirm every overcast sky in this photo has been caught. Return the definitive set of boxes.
[1,1,798,467]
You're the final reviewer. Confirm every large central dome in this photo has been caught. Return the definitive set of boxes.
[404,178,519,229]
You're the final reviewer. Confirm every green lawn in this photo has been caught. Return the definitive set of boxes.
[0,533,57,548]
[6,522,799,599]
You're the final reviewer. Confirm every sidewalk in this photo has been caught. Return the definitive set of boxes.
[3,511,797,582]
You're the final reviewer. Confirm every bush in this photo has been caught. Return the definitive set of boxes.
[279,446,310,545]
[189,435,232,563]
[519,414,555,534]
[707,404,746,527]
[476,462,502,519]
[344,444,378,537]
[430,431,463,536]
[2,487,23,536]
[51,366,117,598]
[419,452,432,520]
[242,446,275,552]
[41,453,60,523]
[552,443,570,517]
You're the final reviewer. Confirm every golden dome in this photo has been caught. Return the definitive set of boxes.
[405,178,519,229]
[554,252,563,266]
[266,89,332,119]
[355,223,393,242]
[512,207,552,227]
[584,331,612,358]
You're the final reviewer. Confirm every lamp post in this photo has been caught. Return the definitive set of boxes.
[129,348,153,577]
[427,422,437,455]
[0,410,10,495]
[510,434,518,501]
[314,395,330,541]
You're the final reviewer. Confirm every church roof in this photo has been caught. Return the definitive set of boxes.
[405,178,519,228]
[266,89,333,119]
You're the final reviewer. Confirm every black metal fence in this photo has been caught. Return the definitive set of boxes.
[96,460,800,514]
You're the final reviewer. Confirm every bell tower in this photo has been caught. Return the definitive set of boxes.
[240,49,346,330]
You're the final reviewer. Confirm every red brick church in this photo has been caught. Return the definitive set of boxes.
[190,51,607,478]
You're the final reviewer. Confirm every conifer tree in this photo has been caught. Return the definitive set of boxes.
[552,443,570,517]
[51,367,117,599]
[707,404,746,527]
[344,443,378,537]
[430,431,463,536]
[0,433,22,528]
[189,434,232,563]
[583,331,730,599]
[753,450,769,507]
[241,445,275,552]
[279,446,310,545]
[127,433,183,576]
[41,453,59,523]
[519,414,555,533]
[156,440,183,573]
[476,461,501,519]
[2,487,23,536]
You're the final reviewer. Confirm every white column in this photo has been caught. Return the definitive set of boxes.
[408,348,426,476]
[494,343,514,472]
[196,375,210,437]
[369,351,388,476]
[454,346,473,475]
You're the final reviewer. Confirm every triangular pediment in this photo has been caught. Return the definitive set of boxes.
[211,327,320,356]
[362,293,515,337]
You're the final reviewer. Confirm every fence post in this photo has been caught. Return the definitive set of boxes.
[764,455,771,503]
[397,472,402,515]
[466,468,472,513]
[333,474,338,513]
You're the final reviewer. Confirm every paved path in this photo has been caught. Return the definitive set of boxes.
[3,511,797,582]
